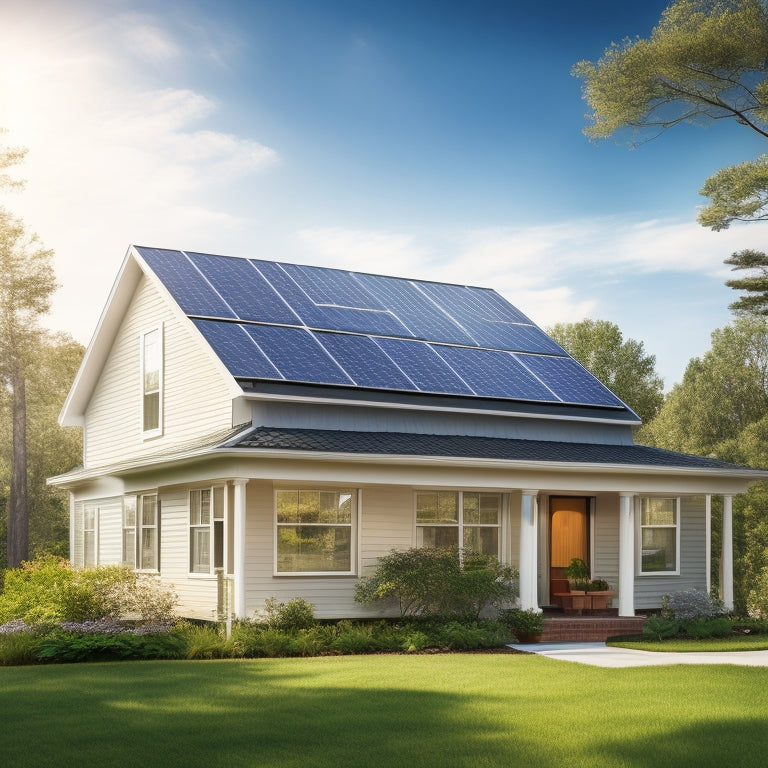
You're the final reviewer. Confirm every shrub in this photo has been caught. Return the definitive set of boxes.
[36,629,186,663]
[747,566,768,618]
[0,556,178,624]
[642,614,681,641]
[498,608,544,638]
[354,547,518,619]
[661,589,726,621]
[681,617,733,639]
[261,597,317,631]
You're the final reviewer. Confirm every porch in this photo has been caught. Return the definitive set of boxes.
[539,612,647,643]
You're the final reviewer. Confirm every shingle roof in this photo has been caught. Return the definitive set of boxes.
[224,426,757,472]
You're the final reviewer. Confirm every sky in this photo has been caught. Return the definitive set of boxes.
[1,0,765,390]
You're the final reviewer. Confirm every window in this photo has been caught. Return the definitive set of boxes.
[275,490,355,574]
[138,494,159,570]
[83,504,98,567]
[122,497,136,568]
[416,491,501,557]
[639,497,679,574]
[190,487,225,574]
[141,327,162,435]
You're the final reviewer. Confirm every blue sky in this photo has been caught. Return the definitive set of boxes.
[1,0,765,390]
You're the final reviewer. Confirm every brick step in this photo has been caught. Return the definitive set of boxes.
[540,616,646,642]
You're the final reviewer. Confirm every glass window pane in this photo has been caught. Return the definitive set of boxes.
[641,498,676,526]
[200,489,211,525]
[297,491,321,522]
[463,493,500,525]
[142,496,157,525]
[123,498,136,527]
[122,530,135,568]
[143,392,160,431]
[141,529,157,570]
[191,528,210,573]
[642,528,677,572]
[463,526,499,556]
[417,491,458,523]
[276,491,299,523]
[277,526,351,572]
[417,526,459,549]
[213,487,225,520]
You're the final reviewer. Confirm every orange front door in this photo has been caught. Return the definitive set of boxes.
[550,497,588,603]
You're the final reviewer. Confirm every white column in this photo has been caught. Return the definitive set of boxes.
[233,478,248,619]
[721,494,734,612]
[618,493,635,617]
[519,490,540,612]
[705,495,712,595]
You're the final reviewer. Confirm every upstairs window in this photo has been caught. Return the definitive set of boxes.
[141,327,163,436]
[639,497,680,575]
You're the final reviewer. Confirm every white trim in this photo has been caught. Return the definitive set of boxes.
[721,495,734,611]
[233,478,247,618]
[519,490,540,612]
[618,493,635,617]
[636,497,681,577]
[705,494,712,595]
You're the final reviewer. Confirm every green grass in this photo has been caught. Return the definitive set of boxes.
[608,634,768,652]
[3,654,768,768]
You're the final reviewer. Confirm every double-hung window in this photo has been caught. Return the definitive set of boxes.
[639,497,680,574]
[83,504,98,567]
[416,491,501,557]
[275,489,355,574]
[141,327,163,436]
[190,487,225,574]
[138,493,159,571]
[122,497,136,568]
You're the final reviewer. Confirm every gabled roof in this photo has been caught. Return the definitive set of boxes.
[130,246,640,423]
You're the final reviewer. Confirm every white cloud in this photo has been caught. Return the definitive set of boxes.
[117,15,183,64]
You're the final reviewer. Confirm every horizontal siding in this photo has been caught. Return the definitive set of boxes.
[592,494,619,606]
[98,502,123,565]
[635,496,707,609]
[84,275,233,468]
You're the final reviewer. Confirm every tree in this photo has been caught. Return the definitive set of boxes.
[572,0,768,229]
[547,319,664,423]
[0,209,58,568]
[719,248,768,314]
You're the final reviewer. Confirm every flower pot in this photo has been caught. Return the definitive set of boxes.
[516,632,542,644]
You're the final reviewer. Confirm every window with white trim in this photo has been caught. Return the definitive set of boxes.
[138,494,159,571]
[190,487,225,574]
[639,497,680,574]
[122,497,136,568]
[141,327,162,436]
[275,489,355,574]
[416,491,501,557]
[83,504,98,567]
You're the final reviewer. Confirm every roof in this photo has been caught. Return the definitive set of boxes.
[132,246,639,421]
[225,426,762,474]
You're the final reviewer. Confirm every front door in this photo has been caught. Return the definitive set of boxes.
[550,497,589,604]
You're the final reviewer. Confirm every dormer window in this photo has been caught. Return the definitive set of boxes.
[141,326,163,436]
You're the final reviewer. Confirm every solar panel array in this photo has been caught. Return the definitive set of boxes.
[136,246,629,410]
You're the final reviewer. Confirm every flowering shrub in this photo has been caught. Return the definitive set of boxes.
[0,619,34,635]
[661,589,726,621]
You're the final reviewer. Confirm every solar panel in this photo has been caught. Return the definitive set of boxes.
[433,345,558,402]
[191,320,281,379]
[137,247,632,412]
[313,331,418,391]
[373,338,474,396]
[514,354,625,407]
[188,252,300,325]
[242,325,353,386]
[137,248,237,319]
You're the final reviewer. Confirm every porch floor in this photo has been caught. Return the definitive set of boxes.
[539,610,647,642]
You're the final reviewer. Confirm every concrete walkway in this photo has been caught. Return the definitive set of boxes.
[510,641,768,668]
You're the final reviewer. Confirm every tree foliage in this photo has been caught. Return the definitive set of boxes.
[573,0,768,232]
[547,319,664,423]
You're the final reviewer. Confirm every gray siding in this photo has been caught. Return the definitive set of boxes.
[634,496,707,609]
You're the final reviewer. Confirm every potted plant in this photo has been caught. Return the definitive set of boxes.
[563,557,591,592]
[499,608,544,643]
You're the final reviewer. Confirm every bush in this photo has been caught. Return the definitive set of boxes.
[354,547,518,619]
[261,597,316,631]
[747,566,768,618]
[642,614,681,641]
[681,617,733,639]
[36,628,186,663]
[661,589,726,621]
[0,556,177,624]
[498,608,543,638]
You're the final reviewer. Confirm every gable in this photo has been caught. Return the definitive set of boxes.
[133,246,639,424]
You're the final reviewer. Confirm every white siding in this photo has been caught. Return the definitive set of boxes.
[83,275,233,468]
[97,501,123,565]
[592,494,620,607]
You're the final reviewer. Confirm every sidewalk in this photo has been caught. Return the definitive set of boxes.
[510,641,768,668]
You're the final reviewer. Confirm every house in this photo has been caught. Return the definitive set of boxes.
[49,245,768,621]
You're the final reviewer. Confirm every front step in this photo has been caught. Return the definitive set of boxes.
[541,616,646,642]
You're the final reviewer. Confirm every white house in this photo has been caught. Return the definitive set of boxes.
[49,245,768,621]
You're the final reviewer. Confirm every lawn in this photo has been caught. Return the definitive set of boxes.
[2,654,768,768]
[609,634,768,652]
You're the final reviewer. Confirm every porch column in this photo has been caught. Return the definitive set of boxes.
[519,490,540,612]
[618,492,635,617]
[721,494,734,612]
[233,478,248,619]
